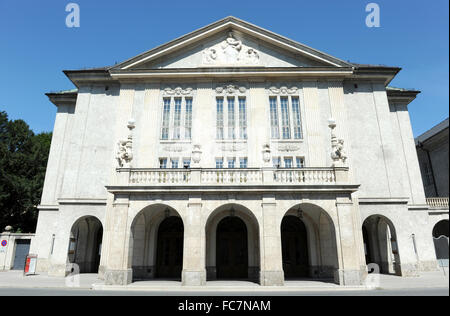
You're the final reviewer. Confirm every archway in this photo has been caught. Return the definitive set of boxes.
[68,216,103,273]
[156,216,184,278]
[205,204,260,282]
[281,216,309,278]
[362,215,400,275]
[281,204,339,280]
[433,220,449,267]
[130,205,184,281]
[216,216,248,279]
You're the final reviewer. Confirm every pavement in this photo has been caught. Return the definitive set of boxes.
[0,268,448,294]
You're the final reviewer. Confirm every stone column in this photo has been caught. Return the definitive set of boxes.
[103,193,133,285]
[182,195,206,286]
[260,194,284,286]
[334,195,366,285]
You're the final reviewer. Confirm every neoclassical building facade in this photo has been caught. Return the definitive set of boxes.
[31,17,449,286]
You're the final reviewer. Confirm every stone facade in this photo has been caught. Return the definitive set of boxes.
[30,17,448,286]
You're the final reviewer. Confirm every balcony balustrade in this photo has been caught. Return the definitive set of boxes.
[426,197,449,209]
[120,167,348,186]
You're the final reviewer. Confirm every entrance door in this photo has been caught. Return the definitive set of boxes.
[12,240,30,270]
[156,216,184,279]
[216,216,248,279]
[281,216,309,278]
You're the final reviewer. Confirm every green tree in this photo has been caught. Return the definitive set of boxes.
[0,111,52,233]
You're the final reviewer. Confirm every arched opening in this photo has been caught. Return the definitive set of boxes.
[156,216,184,278]
[130,205,184,281]
[68,216,103,273]
[433,220,449,267]
[205,204,260,283]
[281,204,339,280]
[281,216,309,278]
[362,215,400,275]
[216,216,248,279]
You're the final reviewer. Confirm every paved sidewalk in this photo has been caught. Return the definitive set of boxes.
[0,269,448,292]
[377,269,449,289]
[0,271,100,289]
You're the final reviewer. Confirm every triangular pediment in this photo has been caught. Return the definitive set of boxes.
[112,17,352,71]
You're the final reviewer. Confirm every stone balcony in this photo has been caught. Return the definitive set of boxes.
[426,197,449,209]
[108,167,358,194]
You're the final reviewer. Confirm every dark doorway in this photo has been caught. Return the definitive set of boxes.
[216,216,248,279]
[362,225,372,266]
[93,227,103,273]
[281,216,309,278]
[156,216,184,279]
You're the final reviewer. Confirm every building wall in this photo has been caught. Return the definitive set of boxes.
[31,76,437,281]
[0,232,34,271]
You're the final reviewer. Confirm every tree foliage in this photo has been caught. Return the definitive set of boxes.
[0,111,52,233]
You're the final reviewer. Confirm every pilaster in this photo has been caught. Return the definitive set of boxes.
[334,195,366,285]
[182,195,206,286]
[103,194,133,285]
[260,194,284,286]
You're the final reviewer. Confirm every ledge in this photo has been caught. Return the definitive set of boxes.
[358,197,410,205]
[57,198,107,205]
[105,184,360,194]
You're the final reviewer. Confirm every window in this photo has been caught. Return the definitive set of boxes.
[216,98,224,139]
[239,98,247,139]
[161,99,171,140]
[280,97,290,139]
[291,97,302,139]
[183,158,191,168]
[216,158,224,169]
[269,95,303,140]
[159,158,168,169]
[422,162,434,186]
[284,157,293,168]
[296,157,305,168]
[273,157,281,168]
[161,96,193,140]
[185,98,192,140]
[228,158,236,169]
[269,97,279,139]
[171,158,179,169]
[173,98,182,139]
[227,97,235,139]
[239,157,248,169]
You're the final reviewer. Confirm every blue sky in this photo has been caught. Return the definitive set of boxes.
[0,0,448,136]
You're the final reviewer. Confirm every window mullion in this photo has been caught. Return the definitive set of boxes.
[277,96,282,139]
[181,98,186,140]
[288,96,295,140]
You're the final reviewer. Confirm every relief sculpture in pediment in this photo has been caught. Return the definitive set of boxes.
[202,32,260,66]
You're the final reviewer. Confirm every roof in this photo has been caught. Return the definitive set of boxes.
[48,16,411,97]
[415,118,449,145]
[45,89,78,107]
[46,89,78,95]
[110,16,353,70]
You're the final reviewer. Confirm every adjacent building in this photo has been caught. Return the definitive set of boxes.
[416,118,449,266]
[29,17,449,286]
